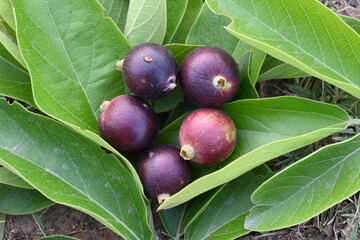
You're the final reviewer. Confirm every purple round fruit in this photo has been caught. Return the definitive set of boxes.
[179,108,237,166]
[121,43,178,100]
[98,95,158,154]
[179,46,240,107]
[137,145,192,204]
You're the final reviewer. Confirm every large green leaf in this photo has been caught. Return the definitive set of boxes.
[0,0,15,30]
[171,0,203,43]
[258,56,309,82]
[245,133,360,231]
[13,0,131,133]
[207,0,360,98]
[208,214,249,240]
[158,97,350,210]
[0,183,53,215]
[163,0,188,44]
[0,43,34,105]
[0,100,155,240]
[0,166,33,189]
[124,0,166,46]
[184,171,271,240]
[99,0,129,32]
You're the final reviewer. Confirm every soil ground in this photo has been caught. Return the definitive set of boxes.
[2,0,360,239]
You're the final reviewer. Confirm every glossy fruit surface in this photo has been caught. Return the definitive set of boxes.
[98,95,158,154]
[122,43,178,99]
[137,145,192,203]
[179,108,237,166]
[179,46,240,107]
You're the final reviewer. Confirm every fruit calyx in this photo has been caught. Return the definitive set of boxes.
[212,75,231,90]
[115,59,124,71]
[180,144,195,160]
[157,193,171,204]
[100,101,110,112]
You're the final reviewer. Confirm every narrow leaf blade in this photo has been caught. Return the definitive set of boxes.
[245,134,360,231]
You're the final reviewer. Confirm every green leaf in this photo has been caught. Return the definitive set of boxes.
[0,213,5,240]
[184,171,271,240]
[186,2,239,54]
[0,0,16,30]
[99,0,129,32]
[38,236,80,240]
[32,212,46,236]
[0,19,26,68]
[13,0,131,133]
[0,166,33,189]
[124,0,166,46]
[209,214,250,240]
[151,86,183,113]
[234,52,259,100]
[158,203,186,238]
[163,0,188,44]
[340,15,360,34]
[232,41,266,83]
[0,43,34,106]
[0,183,53,215]
[0,100,155,240]
[165,43,200,65]
[207,0,360,98]
[171,0,203,43]
[245,133,360,231]
[258,56,309,82]
[158,97,350,210]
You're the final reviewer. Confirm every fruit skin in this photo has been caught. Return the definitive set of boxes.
[137,145,192,203]
[179,108,237,166]
[179,46,240,107]
[122,43,178,100]
[98,95,158,154]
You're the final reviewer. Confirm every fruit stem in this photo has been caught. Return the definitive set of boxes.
[213,75,231,90]
[115,59,124,71]
[100,101,110,112]
[180,144,195,160]
[157,193,170,204]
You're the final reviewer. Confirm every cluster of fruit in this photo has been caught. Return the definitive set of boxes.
[98,43,240,204]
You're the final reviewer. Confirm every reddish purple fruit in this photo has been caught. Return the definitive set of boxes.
[120,43,178,100]
[137,145,192,203]
[179,108,237,166]
[179,46,240,107]
[98,95,158,154]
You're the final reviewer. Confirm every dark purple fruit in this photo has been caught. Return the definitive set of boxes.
[120,43,178,100]
[179,46,240,107]
[98,95,158,154]
[179,108,237,166]
[137,145,192,203]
